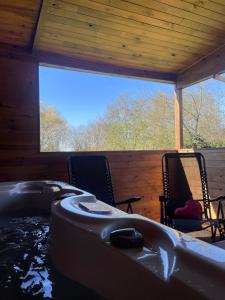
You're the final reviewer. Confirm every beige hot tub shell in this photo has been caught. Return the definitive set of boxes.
[51,192,225,300]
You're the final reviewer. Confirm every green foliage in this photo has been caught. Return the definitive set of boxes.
[103,93,174,150]
[40,85,225,152]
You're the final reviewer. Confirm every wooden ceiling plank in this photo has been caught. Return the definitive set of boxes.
[76,0,221,47]
[45,18,208,55]
[210,0,225,6]
[79,0,225,35]
[52,0,224,43]
[187,0,225,13]
[45,15,211,54]
[79,2,225,42]
[39,36,188,70]
[39,45,181,73]
[164,0,225,18]
[131,0,225,27]
[48,0,221,45]
[42,28,202,62]
[176,44,225,88]
[44,11,217,72]
[44,25,201,58]
[39,41,185,73]
[46,6,220,48]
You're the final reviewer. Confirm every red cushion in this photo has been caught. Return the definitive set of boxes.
[174,199,202,220]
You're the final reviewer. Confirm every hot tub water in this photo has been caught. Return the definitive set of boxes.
[0,212,103,300]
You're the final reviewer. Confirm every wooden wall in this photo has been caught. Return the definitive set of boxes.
[199,149,225,199]
[1,55,225,221]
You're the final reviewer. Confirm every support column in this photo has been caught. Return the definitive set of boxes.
[174,88,183,149]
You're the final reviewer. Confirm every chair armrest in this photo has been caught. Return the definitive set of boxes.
[116,196,142,205]
[210,196,225,202]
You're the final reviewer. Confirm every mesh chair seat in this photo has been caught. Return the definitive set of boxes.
[171,219,210,233]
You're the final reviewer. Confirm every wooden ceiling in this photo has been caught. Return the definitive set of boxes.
[1,0,225,84]
[0,0,42,48]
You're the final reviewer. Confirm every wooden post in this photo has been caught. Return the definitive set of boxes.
[174,88,183,149]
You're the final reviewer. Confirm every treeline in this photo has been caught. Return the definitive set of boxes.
[40,85,225,152]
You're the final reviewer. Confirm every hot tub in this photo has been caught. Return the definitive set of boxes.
[0,180,81,213]
[0,180,103,299]
[51,191,225,300]
[1,181,225,300]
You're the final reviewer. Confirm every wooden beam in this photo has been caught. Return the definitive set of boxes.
[176,44,225,88]
[0,43,176,83]
[32,0,48,51]
[213,74,225,83]
[38,50,177,83]
[174,88,183,149]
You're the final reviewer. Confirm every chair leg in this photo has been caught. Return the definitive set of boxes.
[160,201,164,224]
[126,203,133,214]
[210,223,217,243]
[215,201,225,241]
[160,200,167,225]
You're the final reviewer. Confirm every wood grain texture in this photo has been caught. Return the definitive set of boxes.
[0,0,42,48]
[34,0,225,75]
[176,44,225,88]
[174,88,183,149]
[1,1,225,82]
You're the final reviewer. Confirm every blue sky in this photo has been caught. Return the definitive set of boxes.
[39,66,174,126]
[39,66,225,127]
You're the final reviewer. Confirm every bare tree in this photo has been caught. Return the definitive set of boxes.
[183,84,225,148]
[40,102,69,151]
[69,120,106,151]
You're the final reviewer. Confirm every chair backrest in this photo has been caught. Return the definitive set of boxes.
[68,155,115,206]
[162,152,210,217]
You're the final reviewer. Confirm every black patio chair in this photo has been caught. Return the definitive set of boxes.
[68,155,142,213]
[160,152,225,241]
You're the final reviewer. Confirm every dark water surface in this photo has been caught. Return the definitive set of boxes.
[0,212,103,300]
